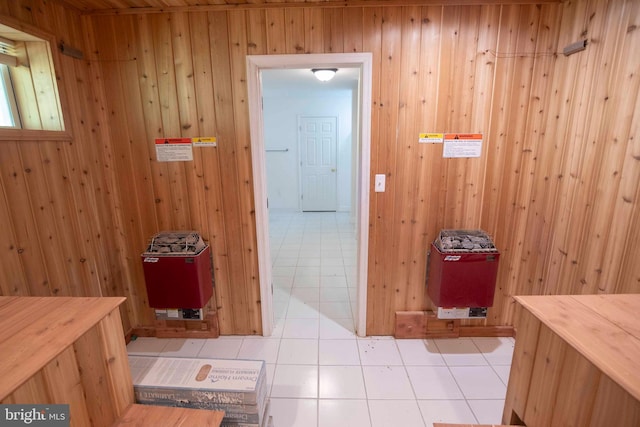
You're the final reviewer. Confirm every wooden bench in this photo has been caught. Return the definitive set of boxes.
[113,404,224,426]
[433,424,520,427]
[0,297,224,427]
[504,294,640,426]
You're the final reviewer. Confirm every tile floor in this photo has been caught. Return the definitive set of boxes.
[127,211,514,427]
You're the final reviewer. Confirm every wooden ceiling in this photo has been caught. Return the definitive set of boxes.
[60,0,561,14]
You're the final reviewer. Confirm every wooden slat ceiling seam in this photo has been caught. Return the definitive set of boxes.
[58,0,563,15]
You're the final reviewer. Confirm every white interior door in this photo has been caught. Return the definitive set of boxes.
[299,116,338,211]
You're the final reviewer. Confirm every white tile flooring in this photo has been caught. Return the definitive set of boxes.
[127,211,514,427]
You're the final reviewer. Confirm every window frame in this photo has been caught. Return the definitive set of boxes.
[0,15,71,142]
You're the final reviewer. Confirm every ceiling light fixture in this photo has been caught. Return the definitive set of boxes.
[312,68,338,82]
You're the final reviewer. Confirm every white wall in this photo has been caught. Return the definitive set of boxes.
[263,86,355,212]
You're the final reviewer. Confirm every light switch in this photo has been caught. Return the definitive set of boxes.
[375,174,386,192]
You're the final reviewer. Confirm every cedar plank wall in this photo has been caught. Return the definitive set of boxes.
[1,0,638,336]
[0,1,133,331]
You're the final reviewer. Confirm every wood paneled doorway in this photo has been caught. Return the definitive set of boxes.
[247,53,372,336]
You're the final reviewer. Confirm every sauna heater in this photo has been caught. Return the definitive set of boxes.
[427,229,500,319]
[141,231,213,321]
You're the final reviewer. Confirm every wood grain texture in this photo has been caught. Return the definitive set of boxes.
[0,0,638,335]
[522,324,567,426]
[114,404,224,427]
[0,296,126,401]
[502,304,539,423]
[0,297,128,425]
[590,375,640,427]
[0,1,133,332]
[41,346,92,427]
[550,348,600,427]
[0,297,201,427]
[515,295,640,401]
[504,295,640,427]
[97,308,135,417]
[62,0,563,15]
[434,424,518,427]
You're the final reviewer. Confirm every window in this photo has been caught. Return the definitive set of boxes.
[0,20,66,136]
[0,64,21,128]
[0,35,20,128]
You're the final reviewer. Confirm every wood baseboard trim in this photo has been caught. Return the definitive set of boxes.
[131,326,156,338]
[458,325,514,337]
[130,313,220,339]
[395,311,515,339]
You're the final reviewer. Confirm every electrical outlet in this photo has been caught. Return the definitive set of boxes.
[375,174,386,192]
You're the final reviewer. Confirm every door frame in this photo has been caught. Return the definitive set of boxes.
[298,115,339,212]
[246,52,372,337]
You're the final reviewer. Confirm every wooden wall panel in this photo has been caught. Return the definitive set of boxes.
[516,0,639,302]
[172,12,209,248]
[484,4,546,324]
[406,6,442,305]
[229,10,263,334]
[545,0,609,295]
[265,9,286,55]
[91,14,151,325]
[0,182,26,295]
[377,5,403,334]
[80,18,135,322]
[153,14,192,230]
[393,6,424,310]
[0,0,638,336]
[20,142,73,294]
[362,6,386,333]
[0,1,131,330]
[208,10,255,333]
[285,8,305,54]
[188,11,229,323]
[49,5,120,300]
[0,142,51,296]
[590,0,640,294]
[343,8,363,53]
[246,10,267,56]
[323,8,343,53]
[500,4,562,323]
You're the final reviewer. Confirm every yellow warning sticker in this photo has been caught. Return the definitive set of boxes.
[192,137,217,147]
[419,133,444,143]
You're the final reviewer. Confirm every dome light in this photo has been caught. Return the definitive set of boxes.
[311,68,338,82]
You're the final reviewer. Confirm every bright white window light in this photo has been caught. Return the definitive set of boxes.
[0,64,18,128]
[312,68,338,82]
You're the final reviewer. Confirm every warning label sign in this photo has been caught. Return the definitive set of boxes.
[418,133,444,144]
[192,137,217,147]
[443,133,483,158]
[155,138,193,162]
